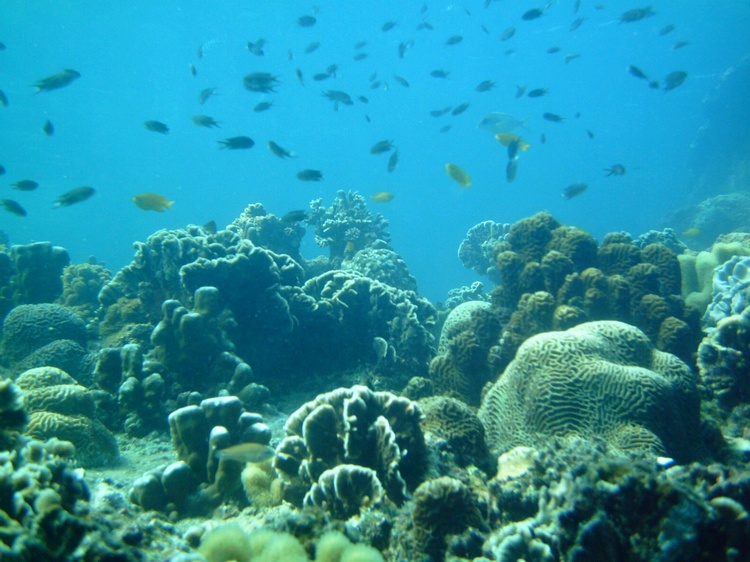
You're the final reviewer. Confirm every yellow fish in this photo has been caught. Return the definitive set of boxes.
[446,163,472,187]
[682,228,702,238]
[216,442,275,464]
[132,193,174,212]
[494,133,530,151]
[370,191,394,203]
[345,241,356,254]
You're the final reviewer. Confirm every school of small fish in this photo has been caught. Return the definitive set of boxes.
[0,3,694,219]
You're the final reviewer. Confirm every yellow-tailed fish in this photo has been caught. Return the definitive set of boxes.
[494,133,530,151]
[446,163,472,187]
[132,193,173,212]
[370,191,394,203]
[216,443,275,464]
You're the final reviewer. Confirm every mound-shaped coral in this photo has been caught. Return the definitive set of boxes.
[1,303,87,366]
[478,321,701,462]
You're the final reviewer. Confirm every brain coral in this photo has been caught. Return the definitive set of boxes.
[1,303,86,365]
[478,321,701,462]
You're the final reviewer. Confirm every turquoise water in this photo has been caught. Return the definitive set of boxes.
[1,1,748,301]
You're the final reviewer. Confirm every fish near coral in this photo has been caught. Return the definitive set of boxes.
[32,69,81,93]
[446,163,471,187]
[54,186,95,208]
[297,169,323,182]
[216,443,275,464]
[1,199,26,217]
[132,193,173,212]
[370,192,394,203]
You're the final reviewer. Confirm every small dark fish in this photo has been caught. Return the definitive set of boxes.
[521,8,544,21]
[198,87,218,104]
[1,199,26,217]
[628,65,648,80]
[144,120,169,134]
[659,24,675,36]
[648,80,660,89]
[430,69,450,78]
[267,141,295,158]
[370,80,382,90]
[242,72,280,93]
[387,150,399,173]
[0,42,5,50]
[476,80,495,92]
[393,75,410,87]
[416,20,434,31]
[507,138,521,161]
[481,25,490,34]
[586,130,594,139]
[439,124,452,133]
[619,6,655,23]
[382,20,397,32]
[562,183,588,199]
[663,71,687,91]
[604,164,626,176]
[253,101,273,112]
[326,64,338,77]
[0,164,4,175]
[246,39,266,56]
[445,35,463,46]
[322,90,353,105]
[451,103,470,116]
[192,115,220,128]
[564,53,581,64]
[218,136,254,150]
[370,140,394,154]
[282,210,308,223]
[353,52,369,61]
[357,95,369,103]
[398,40,414,58]
[671,41,689,50]
[0,89,7,107]
[543,112,564,123]
[12,180,38,191]
[540,133,546,144]
[295,68,304,85]
[527,88,548,98]
[54,186,95,208]
[313,72,331,81]
[297,169,323,181]
[203,220,217,234]
[304,41,320,54]
[506,158,518,183]
[42,119,54,136]
[354,40,368,49]
[569,17,585,31]
[297,15,317,27]
[32,69,81,93]
[515,85,526,98]
[430,106,452,117]
[500,27,516,41]
[546,46,561,54]
[189,64,197,77]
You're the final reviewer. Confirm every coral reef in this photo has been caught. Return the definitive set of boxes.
[15,367,119,467]
[457,220,511,280]
[7,242,70,308]
[704,254,750,330]
[308,190,390,264]
[56,261,111,328]
[0,303,88,371]
[227,202,306,264]
[341,240,417,293]
[661,192,750,250]
[478,321,702,462]
[274,385,427,514]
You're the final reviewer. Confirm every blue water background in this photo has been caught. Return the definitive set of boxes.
[1,1,748,303]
